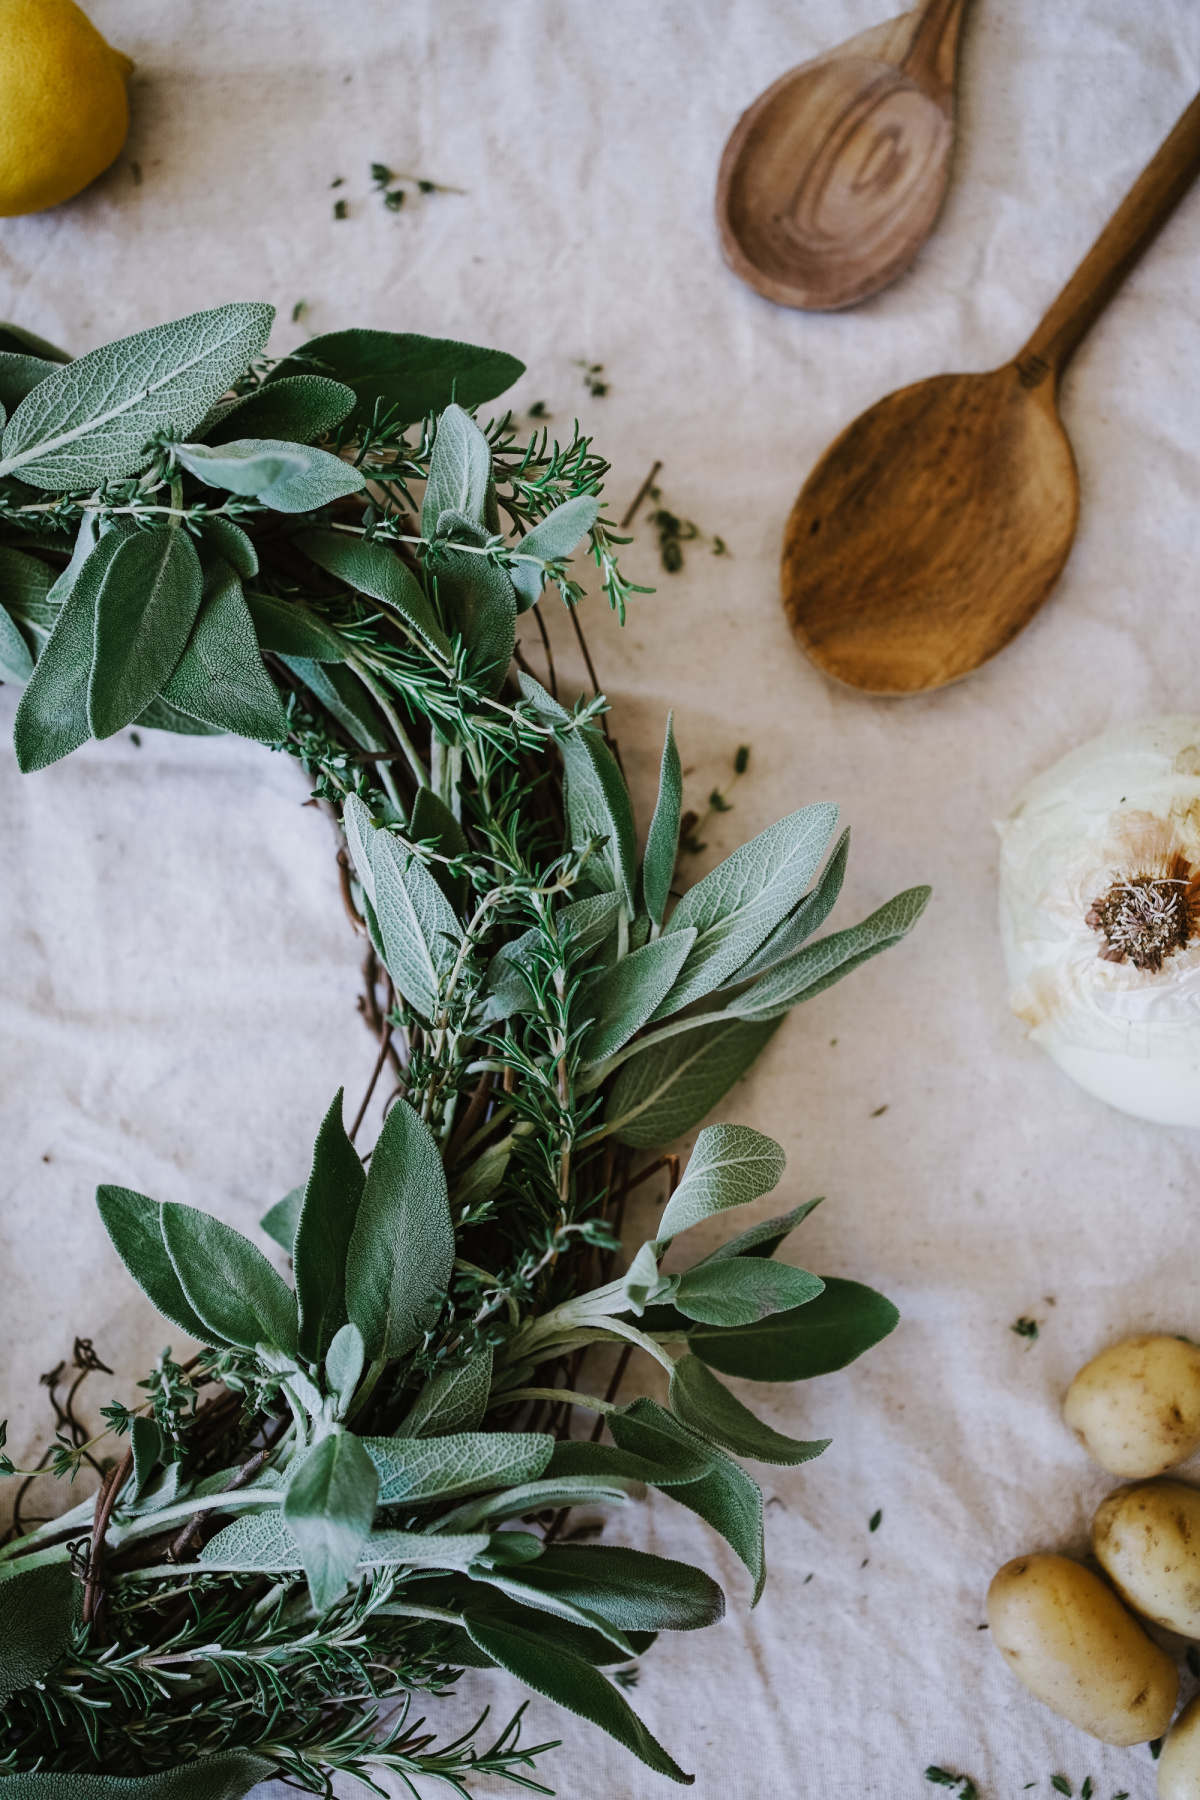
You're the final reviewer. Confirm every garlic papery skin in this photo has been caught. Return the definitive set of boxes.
[997,716,1200,1127]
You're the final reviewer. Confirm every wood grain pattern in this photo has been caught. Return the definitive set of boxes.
[783,87,1200,695]
[716,0,968,313]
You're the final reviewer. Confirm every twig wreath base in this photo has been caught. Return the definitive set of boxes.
[0,307,928,1795]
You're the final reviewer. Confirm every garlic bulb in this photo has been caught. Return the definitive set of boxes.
[997,716,1200,1127]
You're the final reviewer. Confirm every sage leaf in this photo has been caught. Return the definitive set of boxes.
[434,546,517,694]
[507,1543,724,1633]
[0,352,57,414]
[657,1124,786,1242]
[96,1185,212,1342]
[246,590,348,661]
[0,601,32,681]
[611,1398,765,1604]
[294,527,450,656]
[279,655,386,750]
[463,1600,693,1784]
[174,438,365,513]
[520,674,636,909]
[89,527,204,739]
[201,374,356,444]
[510,494,600,609]
[199,1511,301,1572]
[693,1198,823,1266]
[689,1275,898,1382]
[371,828,462,1020]
[294,1088,366,1363]
[129,1415,163,1495]
[161,555,287,742]
[673,1258,823,1327]
[653,803,839,1016]
[546,1436,716,1488]
[325,1322,365,1414]
[578,929,696,1065]
[344,1096,454,1360]
[396,1347,493,1438]
[0,541,58,650]
[0,302,273,490]
[0,321,70,361]
[434,1473,639,1533]
[134,695,224,737]
[0,1752,275,1800]
[341,792,377,904]
[422,404,491,538]
[728,885,932,1022]
[604,1015,780,1149]
[669,1354,830,1467]
[358,1529,491,1567]
[266,329,523,431]
[12,521,118,772]
[410,783,469,912]
[361,1430,552,1504]
[199,514,258,579]
[642,711,683,926]
[620,1240,665,1317]
[728,827,850,984]
[283,1427,378,1612]
[0,1562,80,1705]
[159,1201,299,1355]
[466,1567,636,1658]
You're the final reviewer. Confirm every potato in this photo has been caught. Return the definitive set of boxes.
[987,1552,1177,1744]
[1160,1691,1200,1798]
[1065,1335,1200,1477]
[1093,1479,1200,1638]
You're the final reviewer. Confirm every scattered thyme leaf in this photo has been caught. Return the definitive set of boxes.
[925,1771,977,1798]
[709,788,733,813]
[734,745,750,774]
[1081,1780,1093,1800]
[528,401,549,419]
[370,162,392,187]
[869,1509,882,1532]
[292,300,308,323]
[1150,1740,1163,1760]
[871,1105,888,1117]
[1051,1778,1072,1796]
[576,360,608,398]
[333,199,349,220]
[330,175,345,188]
[1011,1317,1039,1343]
[384,189,406,212]
[613,1667,640,1690]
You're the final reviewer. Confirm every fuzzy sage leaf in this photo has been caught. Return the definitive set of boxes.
[344,1096,454,1361]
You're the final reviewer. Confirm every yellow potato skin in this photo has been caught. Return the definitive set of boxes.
[987,1553,1178,1745]
[1093,1480,1200,1639]
[1065,1336,1200,1478]
[1160,1691,1200,1799]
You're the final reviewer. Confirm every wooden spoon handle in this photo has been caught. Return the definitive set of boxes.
[901,0,968,107]
[1016,89,1200,386]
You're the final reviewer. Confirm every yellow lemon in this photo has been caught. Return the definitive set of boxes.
[0,0,134,217]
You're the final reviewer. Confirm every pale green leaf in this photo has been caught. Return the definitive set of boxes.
[435,1474,640,1532]
[510,494,600,609]
[656,1124,785,1241]
[0,602,32,681]
[396,1347,493,1438]
[135,695,224,736]
[11,520,114,772]
[604,1015,780,1149]
[344,1097,454,1361]
[693,1199,823,1266]
[673,1258,823,1326]
[198,1511,301,1572]
[174,438,365,512]
[434,543,517,694]
[279,655,386,749]
[669,1354,830,1467]
[341,792,377,905]
[0,303,273,490]
[294,525,449,654]
[727,827,850,984]
[160,1201,299,1355]
[422,403,492,538]
[260,1185,304,1252]
[95,1185,212,1343]
[283,1427,378,1611]
[642,711,682,926]
[361,1431,553,1505]
[727,886,932,1022]
[325,1323,365,1415]
[578,928,695,1065]
[0,541,58,649]
[199,514,258,578]
[371,827,462,1021]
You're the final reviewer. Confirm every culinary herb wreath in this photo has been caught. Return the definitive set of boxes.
[0,304,928,1796]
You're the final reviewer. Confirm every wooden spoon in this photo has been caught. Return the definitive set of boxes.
[782,89,1200,695]
[716,0,969,311]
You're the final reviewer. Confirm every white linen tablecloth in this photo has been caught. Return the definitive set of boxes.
[4,4,1200,1794]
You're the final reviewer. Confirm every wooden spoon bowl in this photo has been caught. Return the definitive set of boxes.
[717,0,968,311]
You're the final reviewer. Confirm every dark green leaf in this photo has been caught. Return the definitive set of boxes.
[266,329,524,431]
[729,827,850,984]
[294,528,449,657]
[694,1199,824,1265]
[0,303,273,491]
[669,1354,829,1466]
[344,1096,454,1360]
[174,439,365,513]
[610,1398,764,1602]
[202,375,356,444]
[283,1427,378,1611]
[434,545,517,695]
[0,352,57,415]
[642,712,682,926]
[294,1088,366,1363]
[728,886,931,1022]
[161,555,287,742]
[278,655,386,749]
[371,826,462,1020]
[506,1543,724,1632]
[510,495,600,609]
[129,1415,164,1495]
[434,1473,641,1531]
[89,528,204,739]
[410,784,469,912]
[12,523,121,772]
[135,695,224,736]
[547,1435,715,1488]
[657,1124,786,1241]
[244,588,348,660]
[0,1751,275,1800]
[0,1561,81,1705]
[361,1431,552,1504]
[0,322,70,361]
[199,514,258,579]
[422,404,492,539]
[396,1347,493,1438]
[95,1185,213,1342]
[674,1258,823,1327]
[0,601,32,681]
[604,1015,780,1148]
[260,1185,304,1251]
[689,1276,899,1381]
[0,541,58,644]
[520,675,636,910]
[160,1201,299,1355]
[463,1601,693,1784]
[578,929,695,1065]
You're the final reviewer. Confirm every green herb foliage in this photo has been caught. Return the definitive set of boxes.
[0,306,927,1794]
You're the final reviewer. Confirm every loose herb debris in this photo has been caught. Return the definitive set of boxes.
[1011,1316,1039,1343]
[1050,1779,1072,1796]
[643,480,728,575]
[926,1770,979,1800]
[0,303,929,1794]
[680,744,751,855]
[869,1508,882,1532]
[370,163,460,212]
[577,360,608,398]
[333,198,348,220]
